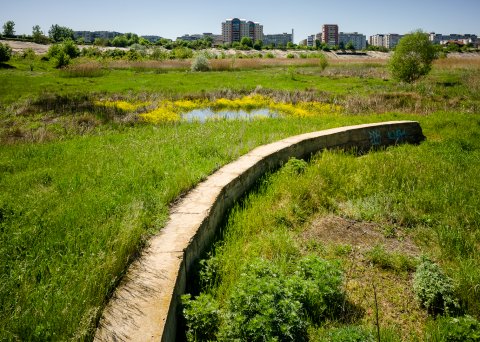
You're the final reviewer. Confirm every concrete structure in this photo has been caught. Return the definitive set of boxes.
[430,32,478,44]
[222,18,263,44]
[94,121,425,342]
[307,34,315,47]
[369,34,384,47]
[322,24,339,46]
[176,34,203,42]
[384,33,402,49]
[263,30,294,47]
[339,32,367,50]
[369,33,403,49]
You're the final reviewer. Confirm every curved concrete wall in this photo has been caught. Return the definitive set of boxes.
[95,121,424,341]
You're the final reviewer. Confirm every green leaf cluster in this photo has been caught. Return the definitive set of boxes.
[413,257,458,315]
[389,30,437,83]
[0,42,12,62]
[183,256,344,341]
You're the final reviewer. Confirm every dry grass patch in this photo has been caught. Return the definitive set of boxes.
[301,215,426,339]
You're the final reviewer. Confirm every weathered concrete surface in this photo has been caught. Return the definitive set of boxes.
[94,121,424,342]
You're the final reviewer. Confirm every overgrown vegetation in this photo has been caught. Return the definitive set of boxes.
[389,30,437,83]
[0,50,479,340]
[0,42,12,62]
[183,102,480,340]
[413,257,458,315]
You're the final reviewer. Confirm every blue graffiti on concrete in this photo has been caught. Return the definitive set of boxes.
[387,129,407,143]
[369,130,382,146]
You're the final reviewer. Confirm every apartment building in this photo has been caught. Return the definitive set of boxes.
[430,32,478,45]
[263,31,294,47]
[221,18,263,44]
[322,24,339,46]
[369,33,402,49]
[307,35,315,47]
[339,32,366,50]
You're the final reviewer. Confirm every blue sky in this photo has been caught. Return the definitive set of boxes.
[2,0,479,43]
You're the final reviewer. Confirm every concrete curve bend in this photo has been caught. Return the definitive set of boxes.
[95,121,425,341]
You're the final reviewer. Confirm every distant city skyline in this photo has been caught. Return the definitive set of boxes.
[2,0,479,43]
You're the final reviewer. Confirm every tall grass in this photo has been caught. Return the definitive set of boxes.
[0,113,406,340]
[193,110,480,339]
[0,54,479,340]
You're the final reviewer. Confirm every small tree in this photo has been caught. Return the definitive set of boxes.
[240,37,253,48]
[0,42,12,62]
[389,30,437,83]
[3,21,15,37]
[48,24,74,42]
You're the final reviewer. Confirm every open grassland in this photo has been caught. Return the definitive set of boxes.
[0,54,479,340]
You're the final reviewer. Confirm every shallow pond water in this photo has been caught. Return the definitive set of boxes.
[182,108,278,122]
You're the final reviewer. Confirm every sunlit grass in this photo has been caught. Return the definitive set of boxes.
[0,54,479,340]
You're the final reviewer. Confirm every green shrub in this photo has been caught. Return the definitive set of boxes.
[47,39,79,68]
[182,293,220,342]
[389,30,437,83]
[191,54,211,72]
[171,46,193,59]
[125,49,141,61]
[151,47,169,60]
[61,39,80,58]
[287,53,295,59]
[317,52,329,71]
[0,42,12,62]
[413,257,459,314]
[283,157,308,175]
[426,315,480,341]
[265,52,275,58]
[52,51,70,68]
[291,255,344,322]
[184,256,344,341]
[221,259,308,342]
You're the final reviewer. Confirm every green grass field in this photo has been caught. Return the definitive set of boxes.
[1,54,479,340]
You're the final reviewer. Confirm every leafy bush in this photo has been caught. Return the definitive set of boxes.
[287,53,295,59]
[426,315,480,341]
[171,47,193,60]
[126,49,141,61]
[389,30,437,83]
[413,257,459,314]
[52,51,70,68]
[61,39,80,58]
[47,39,79,68]
[283,157,308,175]
[151,47,169,61]
[183,256,344,341]
[291,255,344,322]
[191,54,211,72]
[182,293,220,342]
[265,52,275,58]
[0,42,12,62]
[317,52,329,71]
[220,259,308,341]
